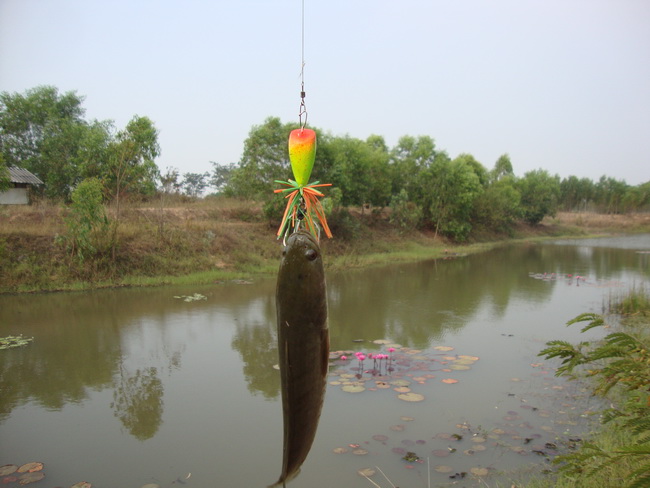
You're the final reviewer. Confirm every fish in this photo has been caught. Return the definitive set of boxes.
[270,230,329,487]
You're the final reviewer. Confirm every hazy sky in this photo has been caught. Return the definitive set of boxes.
[1,0,649,185]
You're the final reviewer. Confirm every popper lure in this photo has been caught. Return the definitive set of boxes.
[274,128,332,243]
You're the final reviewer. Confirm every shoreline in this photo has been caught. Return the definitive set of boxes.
[1,203,648,295]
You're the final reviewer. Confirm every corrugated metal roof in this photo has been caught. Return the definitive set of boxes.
[8,166,44,185]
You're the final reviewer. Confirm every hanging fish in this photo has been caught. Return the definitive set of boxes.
[270,230,329,487]
[274,128,332,242]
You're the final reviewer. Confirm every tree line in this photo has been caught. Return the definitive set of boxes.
[221,117,650,240]
[0,86,206,201]
[2,88,649,242]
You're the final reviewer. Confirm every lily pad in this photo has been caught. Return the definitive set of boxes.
[434,346,454,352]
[470,467,489,476]
[373,339,391,345]
[70,483,92,488]
[434,465,453,473]
[357,467,376,477]
[458,355,479,361]
[449,364,471,371]
[0,465,18,476]
[17,463,43,473]
[18,472,45,485]
[332,447,349,454]
[453,358,476,365]
[442,378,459,384]
[341,384,365,393]
[393,386,411,393]
[352,448,368,455]
[372,435,389,442]
[390,379,411,387]
[431,449,451,457]
[398,392,424,402]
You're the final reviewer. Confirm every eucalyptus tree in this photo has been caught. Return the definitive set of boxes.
[517,169,561,225]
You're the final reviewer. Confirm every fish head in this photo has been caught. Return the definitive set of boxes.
[278,230,326,314]
[280,230,323,275]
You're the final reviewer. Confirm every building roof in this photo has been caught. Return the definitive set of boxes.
[8,166,44,185]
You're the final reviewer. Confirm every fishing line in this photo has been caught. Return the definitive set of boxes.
[299,0,307,129]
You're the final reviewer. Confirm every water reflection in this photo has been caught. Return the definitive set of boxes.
[112,365,163,440]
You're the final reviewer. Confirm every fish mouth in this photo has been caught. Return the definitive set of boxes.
[284,229,320,249]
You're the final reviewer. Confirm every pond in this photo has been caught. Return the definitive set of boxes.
[1,234,649,487]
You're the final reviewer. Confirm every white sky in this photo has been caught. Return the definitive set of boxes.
[1,0,649,185]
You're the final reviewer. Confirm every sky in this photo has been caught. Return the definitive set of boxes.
[1,0,649,186]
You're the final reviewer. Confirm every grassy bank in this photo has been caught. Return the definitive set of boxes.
[1,198,649,294]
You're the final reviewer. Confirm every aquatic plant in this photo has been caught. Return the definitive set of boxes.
[540,312,650,488]
[0,335,33,350]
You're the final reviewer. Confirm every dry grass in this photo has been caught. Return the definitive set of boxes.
[547,211,650,232]
[1,201,649,293]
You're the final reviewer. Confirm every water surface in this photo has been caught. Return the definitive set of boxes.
[1,235,648,487]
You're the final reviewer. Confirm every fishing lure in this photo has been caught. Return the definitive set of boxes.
[274,128,332,242]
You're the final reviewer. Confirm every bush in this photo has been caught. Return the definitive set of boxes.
[389,189,422,234]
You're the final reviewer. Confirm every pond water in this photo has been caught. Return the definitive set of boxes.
[1,234,649,488]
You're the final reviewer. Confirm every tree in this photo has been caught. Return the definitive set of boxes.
[210,162,235,194]
[490,154,514,182]
[389,135,438,202]
[63,177,110,262]
[0,153,9,192]
[427,156,483,241]
[226,117,295,198]
[517,169,560,225]
[159,167,181,194]
[181,172,209,197]
[104,115,160,217]
[594,176,628,214]
[0,85,89,199]
[473,176,521,232]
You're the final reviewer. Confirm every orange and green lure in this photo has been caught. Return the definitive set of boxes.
[274,128,332,242]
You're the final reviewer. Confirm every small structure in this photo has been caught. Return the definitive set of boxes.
[0,166,44,205]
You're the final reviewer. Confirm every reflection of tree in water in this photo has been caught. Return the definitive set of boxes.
[111,366,164,440]
[231,321,280,400]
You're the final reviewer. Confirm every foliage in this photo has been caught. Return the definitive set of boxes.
[210,162,236,194]
[0,86,87,199]
[159,166,181,194]
[428,155,483,241]
[0,86,160,202]
[517,169,561,225]
[0,152,9,192]
[472,176,521,233]
[62,177,111,262]
[220,117,650,241]
[102,115,160,215]
[389,189,423,233]
[539,310,650,488]
[181,171,210,197]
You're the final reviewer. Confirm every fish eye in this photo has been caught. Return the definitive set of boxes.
[305,249,318,261]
